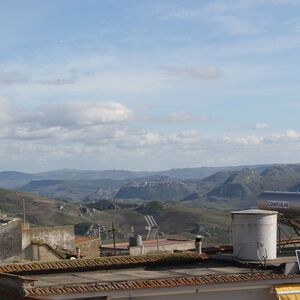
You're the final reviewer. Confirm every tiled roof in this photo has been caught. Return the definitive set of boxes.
[25,272,300,297]
[0,252,208,275]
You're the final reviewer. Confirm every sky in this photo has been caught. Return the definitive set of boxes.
[1,0,300,172]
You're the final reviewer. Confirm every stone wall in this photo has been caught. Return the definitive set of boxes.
[129,240,195,256]
[23,243,63,261]
[77,238,100,257]
[0,218,22,261]
[114,286,276,300]
[22,225,75,251]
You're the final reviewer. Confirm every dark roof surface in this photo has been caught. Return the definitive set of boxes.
[0,252,208,275]
[25,272,300,298]
[0,252,299,298]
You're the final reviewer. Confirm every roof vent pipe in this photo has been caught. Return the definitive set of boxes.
[195,235,203,254]
[76,247,81,259]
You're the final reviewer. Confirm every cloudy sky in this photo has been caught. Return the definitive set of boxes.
[1,0,300,172]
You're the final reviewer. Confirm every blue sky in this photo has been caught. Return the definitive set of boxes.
[1,0,300,172]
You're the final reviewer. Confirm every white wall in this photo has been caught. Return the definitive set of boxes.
[22,225,74,251]
[113,288,276,300]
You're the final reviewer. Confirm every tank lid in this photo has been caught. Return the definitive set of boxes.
[231,209,278,215]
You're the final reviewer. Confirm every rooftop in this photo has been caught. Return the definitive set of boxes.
[101,238,194,250]
[23,267,300,298]
[0,252,208,275]
[0,251,300,299]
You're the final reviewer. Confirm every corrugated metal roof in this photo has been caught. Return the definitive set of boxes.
[25,272,300,297]
[0,252,208,275]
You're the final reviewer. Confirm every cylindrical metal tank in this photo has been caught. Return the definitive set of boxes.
[128,235,143,247]
[231,209,278,261]
[258,191,300,216]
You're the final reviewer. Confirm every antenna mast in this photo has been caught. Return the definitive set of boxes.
[144,215,160,253]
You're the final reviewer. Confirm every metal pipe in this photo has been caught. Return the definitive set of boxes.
[112,222,116,256]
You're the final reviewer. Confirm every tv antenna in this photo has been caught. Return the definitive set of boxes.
[87,223,117,255]
[12,198,43,227]
[144,215,160,253]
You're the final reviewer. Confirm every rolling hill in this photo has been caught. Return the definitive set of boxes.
[114,179,196,201]
[20,179,125,202]
[2,163,300,207]
[0,171,37,189]
[207,168,262,199]
[199,164,300,204]
[0,188,231,244]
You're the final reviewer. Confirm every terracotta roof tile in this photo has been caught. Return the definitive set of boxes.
[25,272,300,297]
[0,252,208,275]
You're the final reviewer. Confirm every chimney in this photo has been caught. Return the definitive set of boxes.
[195,235,203,254]
[76,247,81,259]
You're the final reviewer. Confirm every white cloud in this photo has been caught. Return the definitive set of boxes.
[253,123,269,130]
[139,132,162,146]
[270,129,300,141]
[285,129,300,139]
[168,130,201,144]
[34,77,76,86]
[0,71,28,85]
[286,17,300,33]
[33,101,134,128]
[223,135,263,145]
[0,100,135,142]
[212,14,264,35]
[0,71,75,87]
[163,66,221,80]
[2,121,300,171]
[2,98,300,171]
[0,98,18,124]
[157,2,267,35]
[167,112,209,123]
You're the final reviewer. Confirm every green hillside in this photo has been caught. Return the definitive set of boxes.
[0,188,230,244]
[205,165,300,202]
[207,168,262,199]
[20,179,123,202]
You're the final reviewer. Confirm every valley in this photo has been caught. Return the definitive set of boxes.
[1,163,300,245]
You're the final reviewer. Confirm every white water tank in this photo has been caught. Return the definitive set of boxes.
[128,235,143,247]
[231,209,278,261]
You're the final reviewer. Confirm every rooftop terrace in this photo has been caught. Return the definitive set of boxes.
[0,250,300,299]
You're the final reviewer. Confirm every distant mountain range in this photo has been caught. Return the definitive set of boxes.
[0,164,269,188]
[1,163,300,204]
[2,163,300,243]
[0,171,37,189]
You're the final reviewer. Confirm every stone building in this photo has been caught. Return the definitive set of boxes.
[22,225,75,261]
